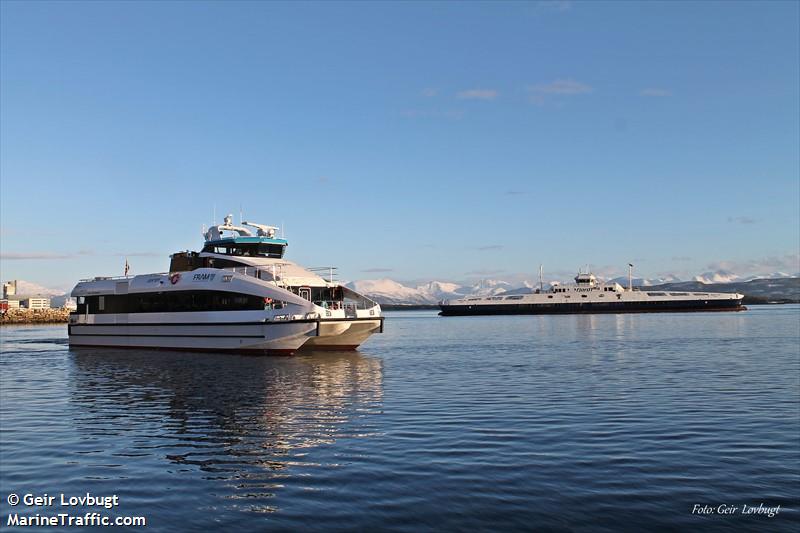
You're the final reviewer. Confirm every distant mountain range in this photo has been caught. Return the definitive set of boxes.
[644,278,800,303]
[346,271,800,306]
[346,278,517,305]
[7,280,66,297]
[6,270,800,308]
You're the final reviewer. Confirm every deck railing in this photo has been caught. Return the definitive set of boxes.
[307,266,338,283]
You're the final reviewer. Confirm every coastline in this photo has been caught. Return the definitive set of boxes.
[1,300,794,323]
[1,309,70,325]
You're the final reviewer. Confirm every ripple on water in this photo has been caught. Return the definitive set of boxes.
[1,308,799,531]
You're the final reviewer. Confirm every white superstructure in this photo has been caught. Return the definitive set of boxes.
[169,216,384,350]
[69,215,384,353]
[70,268,319,354]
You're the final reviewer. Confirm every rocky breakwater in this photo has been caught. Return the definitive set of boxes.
[1,308,71,324]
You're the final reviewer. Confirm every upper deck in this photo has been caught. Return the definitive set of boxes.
[202,215,287,259]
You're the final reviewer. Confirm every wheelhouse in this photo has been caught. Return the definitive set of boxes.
[201,237,287,258]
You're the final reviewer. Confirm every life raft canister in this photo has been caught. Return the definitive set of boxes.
[170,273,181,285]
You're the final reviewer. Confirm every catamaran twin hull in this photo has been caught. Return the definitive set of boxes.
[68,320,319,355]
[299,318,384,350]
[68,317,385,354]
[68,269,384,355]
[69,216,386,354]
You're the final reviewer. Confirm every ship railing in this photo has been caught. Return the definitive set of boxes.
[222,266,288,286]
[307,266,339,283]
[78,274,167,282]
[348,299,377,311]
[340,286,379,310]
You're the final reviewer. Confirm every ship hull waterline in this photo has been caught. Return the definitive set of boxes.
[68,321,318,355]
[299,317,384,351]
[439,300,746,316]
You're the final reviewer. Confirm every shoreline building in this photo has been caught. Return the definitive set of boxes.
[22,297,51,310]
[2,280,52,310]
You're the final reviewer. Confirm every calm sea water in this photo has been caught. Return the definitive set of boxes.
[1,306,799,531]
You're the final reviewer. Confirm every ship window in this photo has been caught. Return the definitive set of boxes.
[647,292,666,296]
[547,295,553,299]
[599,294,604,297]
[565,295,570,298]
[78,290,270,314]
[581,294,587,298]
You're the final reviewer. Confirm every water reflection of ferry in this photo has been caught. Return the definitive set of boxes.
[69,216,384,354]
[69,348,383,479]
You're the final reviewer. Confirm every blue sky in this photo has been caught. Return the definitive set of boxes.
[1,0,798,289]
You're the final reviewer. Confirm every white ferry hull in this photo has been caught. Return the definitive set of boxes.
[300,318,384,350]
[68,321,317,354]
[440,298,745,316]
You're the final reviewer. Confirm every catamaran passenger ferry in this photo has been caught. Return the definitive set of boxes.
[69,216,383,353]
[439,268,745,316]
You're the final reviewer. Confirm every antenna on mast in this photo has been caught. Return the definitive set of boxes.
[628,263,634,291]
[539,264,543,292]
[213,204,216,225]
[239,204,243,225]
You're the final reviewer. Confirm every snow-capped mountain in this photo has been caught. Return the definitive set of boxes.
[609,274,682,287]
[415,281,463,301]
[345,279,433,305]
[7,280,66,297]
[741,271,796,281]
[346,269,800,305]
[1,280,71,307]
[692,270,740,284]
[469,279,513,297]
